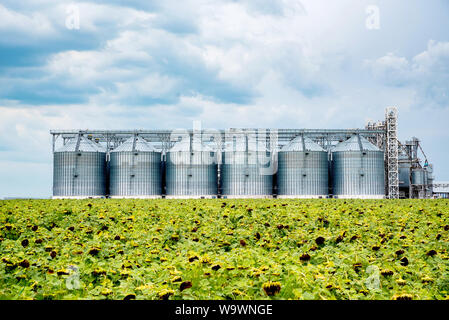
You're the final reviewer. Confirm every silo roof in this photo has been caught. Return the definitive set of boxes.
[281,136,325,152]
[332,135,381,152]
[223,139,270,152]
[55,135,106,152]
[111,136,157,152]
[169,140,217,152]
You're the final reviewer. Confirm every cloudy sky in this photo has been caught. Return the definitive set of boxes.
[0,0,448,198]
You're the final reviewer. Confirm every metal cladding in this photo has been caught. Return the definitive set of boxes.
[109,136,162,198]
[412,168,426,186]
[399,156,411,188]
[331,135,385,199]
[426,165,434,195]
[221,137,273,198]
[165,139,218,198]
[277,135,328,198]
[53,135,106,198]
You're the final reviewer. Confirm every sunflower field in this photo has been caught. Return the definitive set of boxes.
[0,199,448,300]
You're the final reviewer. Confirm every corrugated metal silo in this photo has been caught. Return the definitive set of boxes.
[165,138,218,198]
[277,135,328,198]
[399,156,411,188]
[109,136,162,198]
[411,168,425,186]
[331,135,385,199]
[53,135,106,199]
[221,135,273,198]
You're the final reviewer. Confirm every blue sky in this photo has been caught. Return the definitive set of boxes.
[0,0,448,198]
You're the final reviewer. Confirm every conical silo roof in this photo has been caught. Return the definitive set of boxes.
[111,136,157,153]
[332,135,381,152]
[281,136,325,152]
[55,135,106,152]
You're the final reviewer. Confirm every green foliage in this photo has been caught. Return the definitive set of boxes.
[0,199,448,300]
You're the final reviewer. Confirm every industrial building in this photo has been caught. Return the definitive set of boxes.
[50,107,438,199]
[433,182,449,199]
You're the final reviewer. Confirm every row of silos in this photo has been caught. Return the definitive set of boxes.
[53,135,218,199]
[53,134,386,199]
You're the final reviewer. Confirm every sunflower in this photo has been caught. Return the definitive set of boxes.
[262,282,281,296]
[392,294,413,300]
[158,289,175,300]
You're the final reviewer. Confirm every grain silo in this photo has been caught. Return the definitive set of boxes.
[221,135,273,198]
[165,137,218,198]
[50,107,436,200]
[399,156,411,188]
[411,168,426,186]
[277,135,328,198]
[53,135,106,199]
[109,136,162,198]
[331,135,385,199]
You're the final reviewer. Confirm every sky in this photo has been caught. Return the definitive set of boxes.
[0,0,448,198]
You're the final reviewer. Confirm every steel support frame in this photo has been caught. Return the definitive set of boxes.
[50,129,385,154]
[385,107,399,199]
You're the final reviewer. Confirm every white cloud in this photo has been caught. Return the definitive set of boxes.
[45,2,155,32]
[367,40,449,107]
[0,1,154,47]
[0,4,55,42]
[365,53,411,86]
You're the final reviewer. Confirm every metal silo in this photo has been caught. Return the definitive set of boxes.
[425,164,434,198]
[165,137,218,198]
[411,168,425,186]
[277,135,328,198]
[53,135,106,199]
[221,134,273,198]
[399,156,411,188]
[109,136,162,198]
[331,135,385,199]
